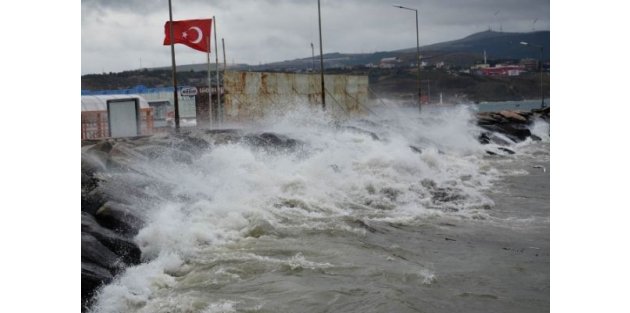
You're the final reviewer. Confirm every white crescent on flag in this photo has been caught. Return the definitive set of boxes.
[188,26,203,44]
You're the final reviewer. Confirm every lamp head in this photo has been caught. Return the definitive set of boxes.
[393,4,416,10]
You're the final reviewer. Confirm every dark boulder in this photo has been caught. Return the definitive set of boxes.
[476,109,545,143]
[409,145,423,154]
[479,124,531,143]
[342,126,380,141]
[81,232,121,272]
[204,129,242,145]
[498,124,532,142]
[95,201,145,236]
[531,106,550,120]
[498,147,516,155]
[82,212,141,265]
[498,110,529,124]
[478,133,491,144]
[81,261,113,308]
[478,132,513,146]
[81,188,107,216]
[81,149,109,191]
[180,134,210,151]
[204,128,241,135]
[476,112,506,125]
[243,132,300,150]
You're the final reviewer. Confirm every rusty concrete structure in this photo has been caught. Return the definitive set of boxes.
[222,71,368,122]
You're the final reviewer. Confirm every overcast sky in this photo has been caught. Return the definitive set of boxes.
[81,0,549,75]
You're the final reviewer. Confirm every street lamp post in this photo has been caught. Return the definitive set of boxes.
[317,0,326,110]
[520,41,545,109]
[394,4,421,112]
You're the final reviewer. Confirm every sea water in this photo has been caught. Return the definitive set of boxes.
[474,99,550,112]
[88,103,550,313]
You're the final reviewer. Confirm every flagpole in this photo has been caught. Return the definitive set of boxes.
[207,29,212,125]
[213,16,221,124]
[168,0,180,131]
[222,38,227,71]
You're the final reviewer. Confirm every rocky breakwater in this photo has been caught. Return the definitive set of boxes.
[475,106,549,152]
[80,129,302,311]
[81,140,143,311]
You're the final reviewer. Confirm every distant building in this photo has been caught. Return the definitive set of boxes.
[520,58,539,71]
[471,64,490,70]
[478,64,526,76]
[379,57,401,69]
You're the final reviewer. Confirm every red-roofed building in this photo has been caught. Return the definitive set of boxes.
[480,65,526,76]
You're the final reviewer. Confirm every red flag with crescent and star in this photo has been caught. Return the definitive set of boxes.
[163,19,212,53]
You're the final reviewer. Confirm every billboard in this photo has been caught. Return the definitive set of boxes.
[107,98,140,138]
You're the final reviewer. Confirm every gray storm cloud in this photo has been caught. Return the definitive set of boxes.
[81,0,549,74]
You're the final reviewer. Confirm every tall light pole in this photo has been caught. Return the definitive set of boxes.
[393,4,421,112]
[520,41,545,108]
[318,0,326,110]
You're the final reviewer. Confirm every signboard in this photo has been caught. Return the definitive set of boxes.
[180,87,198,97]
[148,100,171,128]
[107,98,140,138]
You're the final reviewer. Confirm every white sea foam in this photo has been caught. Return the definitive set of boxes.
[202,301,238,313]
[89,103,524,312]
[529,118,550,142]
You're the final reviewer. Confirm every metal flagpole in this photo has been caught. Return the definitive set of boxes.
[539,46,545,108]
[415,9,421,112]
[222,38,227,71]
[168,0,180,131]
[213,16,221,123]
[207,31,212,124]
[317,0,326,110]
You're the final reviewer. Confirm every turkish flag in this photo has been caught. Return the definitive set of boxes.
[163,19,212,53]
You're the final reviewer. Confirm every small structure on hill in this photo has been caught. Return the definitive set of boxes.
[379,57,401,69]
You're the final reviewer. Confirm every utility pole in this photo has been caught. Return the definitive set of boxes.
[318,0,326,110]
